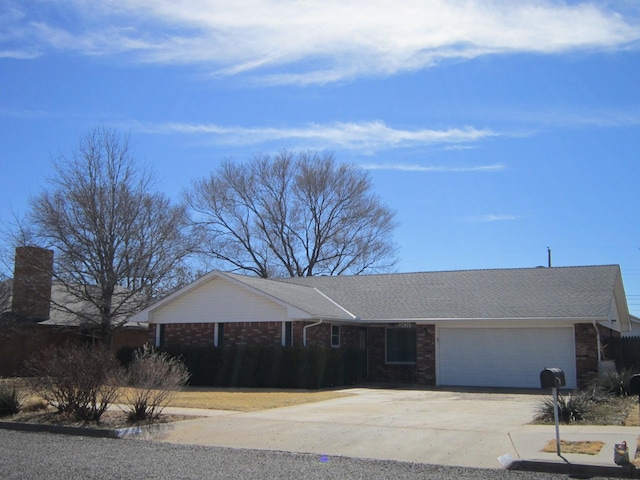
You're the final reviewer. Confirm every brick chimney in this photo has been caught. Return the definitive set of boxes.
[11,246,54,321]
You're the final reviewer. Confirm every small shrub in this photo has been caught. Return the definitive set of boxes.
[596,369,639,397]
[115,346,139,367]
[579,385,612,404]
[0,383,24,416]
[122,346,190,422]
[535,391,591,423]
[21,395,48,412]
[26,342,122,422]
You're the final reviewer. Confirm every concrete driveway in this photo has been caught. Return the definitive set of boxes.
[154,388,544,469]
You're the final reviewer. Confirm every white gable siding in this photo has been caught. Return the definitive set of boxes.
[608,298,620,329]
[151,277,288,324]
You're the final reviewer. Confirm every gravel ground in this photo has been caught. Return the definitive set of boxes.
[0,430,622,480]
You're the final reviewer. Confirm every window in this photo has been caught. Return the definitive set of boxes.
[331,324,340,347]
[284,321,293,346]
[386,327,416,364]
[156,324,166,348]
[215,322,224,347]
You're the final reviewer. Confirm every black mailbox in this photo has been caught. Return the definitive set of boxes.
[540,368,566,389]
[629,374,640,395]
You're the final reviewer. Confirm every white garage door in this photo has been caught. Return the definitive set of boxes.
[437,327,577,389]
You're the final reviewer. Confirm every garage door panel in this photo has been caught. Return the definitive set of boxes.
[437,327,576,389]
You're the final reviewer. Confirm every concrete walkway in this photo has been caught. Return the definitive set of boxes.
[150,388,640,474]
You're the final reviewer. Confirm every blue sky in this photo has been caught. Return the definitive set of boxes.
[1,1,640,314]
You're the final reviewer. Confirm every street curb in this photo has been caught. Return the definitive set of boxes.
[0,421,143,439]
[509,460,640,479]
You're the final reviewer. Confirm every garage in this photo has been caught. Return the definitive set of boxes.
[436,326,577,389]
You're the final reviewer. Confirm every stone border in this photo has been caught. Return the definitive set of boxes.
[0,420,144,439]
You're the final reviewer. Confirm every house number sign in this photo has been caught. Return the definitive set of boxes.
[396,323,414,328]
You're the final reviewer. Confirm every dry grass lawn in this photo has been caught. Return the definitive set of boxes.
[164,387,353,411]
[624,402,640,426]
[542,440,604,455]
[2,378,352,412]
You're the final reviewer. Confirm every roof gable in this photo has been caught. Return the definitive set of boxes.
[127,270,353,324]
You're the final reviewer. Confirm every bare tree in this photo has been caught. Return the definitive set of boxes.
[27,127,193,344]
[186,151,397,277]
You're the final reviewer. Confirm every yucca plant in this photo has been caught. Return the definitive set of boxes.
[0,382,24,416]
[535,391,591,423]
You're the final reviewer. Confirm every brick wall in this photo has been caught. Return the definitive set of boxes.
[12,246,54,321]
[340,325,362,348]
[292,321,304,347]
[224,321,282,346]
[160,323,215,348]
[416,325,436,385]
[574,323,598,387]
[0,325,148,376]
[111,328,148,352]
[153,321,288,348]
[305,322,331,347]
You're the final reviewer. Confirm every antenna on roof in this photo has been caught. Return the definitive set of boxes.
[547,247,552,268]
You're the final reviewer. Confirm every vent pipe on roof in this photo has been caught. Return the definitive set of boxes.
[548,247,552,268]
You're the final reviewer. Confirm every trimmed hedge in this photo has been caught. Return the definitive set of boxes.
[155,345,365,389]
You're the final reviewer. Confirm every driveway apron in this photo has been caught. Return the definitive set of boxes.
[154,388,542,469]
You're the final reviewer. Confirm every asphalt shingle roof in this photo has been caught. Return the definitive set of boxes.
[270,265,621,321]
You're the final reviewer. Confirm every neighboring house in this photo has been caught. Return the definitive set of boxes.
[128,264,631,389]
[0,246,147,375]
[622,315,640,337]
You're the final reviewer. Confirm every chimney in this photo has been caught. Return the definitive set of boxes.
[11,246,54,321]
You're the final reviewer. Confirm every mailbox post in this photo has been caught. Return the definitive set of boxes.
[540,368,566,457]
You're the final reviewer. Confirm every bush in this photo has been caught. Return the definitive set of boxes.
[115,346,139,367]
[161,345,365,389]
[0,382,24,416]
[122,346,190,422]
[26,342,122,422]
[535,391,592,423]
[578,384,612,404]
[595,369,639,397]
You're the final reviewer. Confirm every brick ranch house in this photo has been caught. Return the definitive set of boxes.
[128,264,631,389]
[0,247,148,375]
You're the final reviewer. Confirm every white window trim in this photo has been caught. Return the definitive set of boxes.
[214,323,219,347]
[331,324,340,348]
[282,321,294,346]
[281,321,286,346]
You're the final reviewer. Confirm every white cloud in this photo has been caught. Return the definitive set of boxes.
[4,0,639,84]
[137,120,499,152]
[0,49,39,59]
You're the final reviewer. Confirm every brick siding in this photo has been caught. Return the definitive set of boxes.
[159,323,215,348]
[574,323,598,387]
[340,325,362,348]
[152,321,289,348]
[416,325,436,385]
[224,321,282,346]
[304,322,331,347]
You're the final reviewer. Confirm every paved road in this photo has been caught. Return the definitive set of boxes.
[0,430,622,480]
